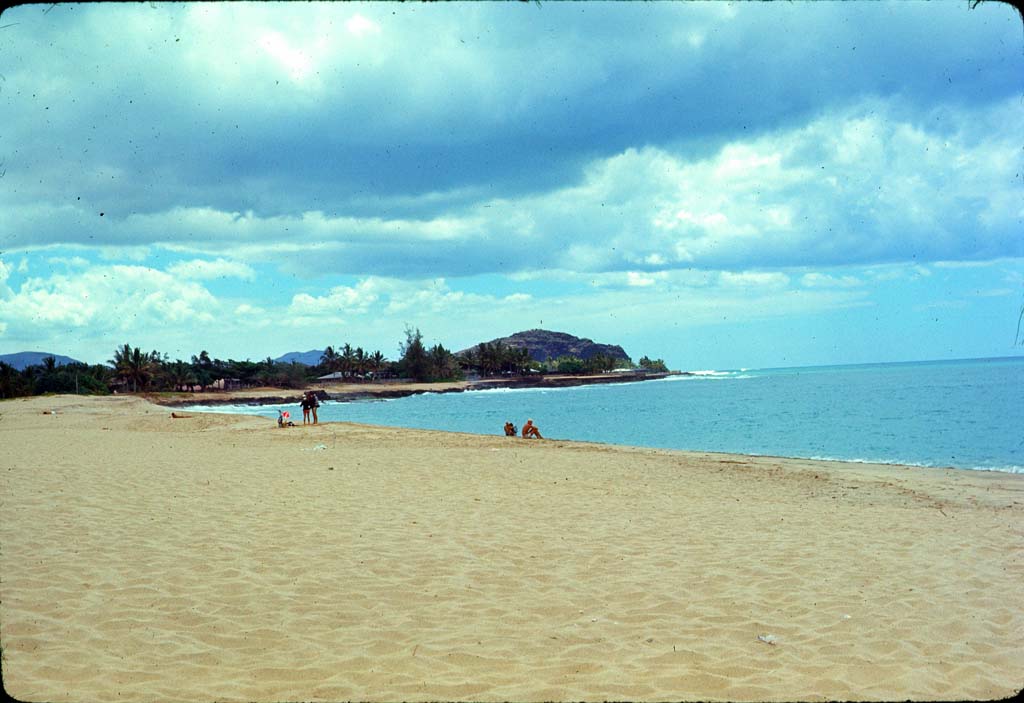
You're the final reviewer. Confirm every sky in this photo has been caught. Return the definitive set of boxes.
[1,1,1022,371]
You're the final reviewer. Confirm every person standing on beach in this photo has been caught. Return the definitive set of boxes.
[301,393,311,425]
[309,392,320,424]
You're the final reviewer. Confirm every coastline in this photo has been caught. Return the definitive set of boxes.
[150,370,682,407]
[2,394,1022,702]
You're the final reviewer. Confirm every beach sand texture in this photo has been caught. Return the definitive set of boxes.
[2,395,1022,702]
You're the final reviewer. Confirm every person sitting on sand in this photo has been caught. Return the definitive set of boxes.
[504,421,517,436]
[522,419,542,439]
[278,410,294,427]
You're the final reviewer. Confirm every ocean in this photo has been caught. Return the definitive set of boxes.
[188,356,1024,474]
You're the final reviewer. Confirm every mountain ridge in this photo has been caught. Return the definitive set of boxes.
[0,352,83,370]
[274,350,325,366]
[458,329,631,363]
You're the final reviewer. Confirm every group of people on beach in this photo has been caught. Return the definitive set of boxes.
[504,419,542,439]
[277,390,544,438]
[277,391,321,428]
[301,391,320,425]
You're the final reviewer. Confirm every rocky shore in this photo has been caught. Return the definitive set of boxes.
[152,370,682,408]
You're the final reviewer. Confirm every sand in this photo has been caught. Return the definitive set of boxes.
[2,394,1022,702]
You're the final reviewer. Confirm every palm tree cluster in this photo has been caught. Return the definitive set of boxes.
[1,357,111,399]
[106,344,314,393]
[458,341,534,377]
[317,344,389,380]
[546,353,626,374]
[637,356,669,372]
[110,343,161,392]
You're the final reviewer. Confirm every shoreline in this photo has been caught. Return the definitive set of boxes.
[153,372,1022,477]
[149,370,682,407]
[2,394,1022,701]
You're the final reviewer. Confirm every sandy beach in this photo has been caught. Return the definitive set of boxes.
[2,394,1022,702]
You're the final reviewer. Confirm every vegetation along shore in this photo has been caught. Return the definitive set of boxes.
[1,328,675,404]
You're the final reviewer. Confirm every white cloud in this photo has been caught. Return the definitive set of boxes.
[4,99,1018,282]
[627,272,658,287]
[167,258,256,281]
[288,279,382,318]
[914,299,969,312]
[46,256,90,268]
[345,14,380,37]
[933,260,999,269]
[258,31,316,82]
[99,247,151,263]
[801,273,863,288]
[0,264,221,333]
[0,259,13,302]
[719,271,791,289]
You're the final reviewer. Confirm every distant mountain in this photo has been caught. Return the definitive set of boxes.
[274,350,325,366]
[459,329,631,363]
[0,351,83,371]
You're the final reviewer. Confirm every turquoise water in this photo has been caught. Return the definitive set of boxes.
[190,356,1024,474]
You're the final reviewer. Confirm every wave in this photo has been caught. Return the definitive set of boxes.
[661,370,755,382]
[807,455,1024,475]
[464,386,551,396]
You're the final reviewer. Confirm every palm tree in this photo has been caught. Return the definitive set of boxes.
[110,343,158,392]
[459,346,479,373]
[353,347,368,378]
[190,350,214,391]
[513,346,533,374]
[320,346,340,372]
[429,344,461,381]
[164,359,197,392]
[340,343,356,379]
[1,361,32,398]
[367,350,386,379]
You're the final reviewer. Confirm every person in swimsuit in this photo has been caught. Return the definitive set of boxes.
[522,419,542,439]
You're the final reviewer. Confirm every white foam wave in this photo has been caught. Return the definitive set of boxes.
[661,370,754,382]
[808,455,1024,475]
[466,386,546,396]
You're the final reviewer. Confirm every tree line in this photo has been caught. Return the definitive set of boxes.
[1,328,670,399]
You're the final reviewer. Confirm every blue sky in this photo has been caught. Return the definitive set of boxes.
[1,1,1022,370]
